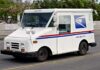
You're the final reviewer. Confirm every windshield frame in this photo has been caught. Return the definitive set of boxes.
[21,12,53,28]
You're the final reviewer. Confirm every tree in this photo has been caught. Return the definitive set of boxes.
[0,0,14,21]
[0,0,26,22]
[0,0,100,22]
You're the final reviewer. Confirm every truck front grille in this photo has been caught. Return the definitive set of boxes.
[11,42,19,49]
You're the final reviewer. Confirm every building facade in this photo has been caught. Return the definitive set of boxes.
[12,0,33,3]
[12,0,23,3]
[12,0,44,4]
[12,0,100,4]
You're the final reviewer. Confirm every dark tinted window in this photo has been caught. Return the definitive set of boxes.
[22,13,52,27]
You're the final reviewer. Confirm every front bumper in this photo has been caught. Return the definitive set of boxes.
[1,50,38,58]
[89,42,97,47]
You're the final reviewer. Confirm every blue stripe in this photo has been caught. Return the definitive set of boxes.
[37,32,93,40]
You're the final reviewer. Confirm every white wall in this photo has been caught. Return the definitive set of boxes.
[0,24,19,39]
[22,0,33,3]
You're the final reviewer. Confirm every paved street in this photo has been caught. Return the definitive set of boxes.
[0,30,100,70]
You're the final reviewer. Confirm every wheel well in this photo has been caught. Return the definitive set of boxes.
[39,46,52,56]
[80,39,88,45]
[79,39,89,51]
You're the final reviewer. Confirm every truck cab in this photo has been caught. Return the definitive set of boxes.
[1,9,96,61]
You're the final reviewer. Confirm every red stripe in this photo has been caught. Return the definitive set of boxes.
[40,30,94,37]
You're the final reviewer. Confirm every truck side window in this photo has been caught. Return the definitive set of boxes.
[58,15,71,34]
[58,24,67,33]
[48,19,54,27]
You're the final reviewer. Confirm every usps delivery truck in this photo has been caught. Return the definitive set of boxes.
[1,9,96,61]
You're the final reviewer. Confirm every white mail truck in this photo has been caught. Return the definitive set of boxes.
[1,9,96,61]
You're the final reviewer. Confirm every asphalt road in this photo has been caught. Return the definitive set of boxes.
[0,30,100,70]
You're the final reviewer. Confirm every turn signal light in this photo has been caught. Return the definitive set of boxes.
[7,47,10,50]
[21,48,25,53]
[33,41,38,44]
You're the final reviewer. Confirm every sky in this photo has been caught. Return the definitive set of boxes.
[96,0,100,3]
[98,0,100,1]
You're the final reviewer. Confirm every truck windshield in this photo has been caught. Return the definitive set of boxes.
[22,13,52,27]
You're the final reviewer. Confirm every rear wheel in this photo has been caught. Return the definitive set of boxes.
[37,48,49,62]
[78,41,88,55]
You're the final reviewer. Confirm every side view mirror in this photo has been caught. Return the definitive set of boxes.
[18,22,21,26]
[17,13,22,22]
[17,14,21,22]
[54,23,58,27]
[53,16,57,22]
[53,16,57,27]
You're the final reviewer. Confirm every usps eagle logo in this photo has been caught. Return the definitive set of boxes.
[74,15,86,29]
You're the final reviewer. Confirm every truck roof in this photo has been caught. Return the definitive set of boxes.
[24,9,93,13]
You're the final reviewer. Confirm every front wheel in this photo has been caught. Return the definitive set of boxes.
[13,55,23,59]
[37,48,48,62]
[78,41,89,55]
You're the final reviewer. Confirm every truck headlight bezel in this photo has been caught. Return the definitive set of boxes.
[21,43,24,46]
[6,42,10,46]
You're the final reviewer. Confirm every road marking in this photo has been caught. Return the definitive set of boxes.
[2,52,100,70]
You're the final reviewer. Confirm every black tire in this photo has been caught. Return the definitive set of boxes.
[37,48,48,62]
[78,41,89,55]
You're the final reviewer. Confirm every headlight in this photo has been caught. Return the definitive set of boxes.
[6,42,10,44]
[6,42,10,46]
[21,43,24,46]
